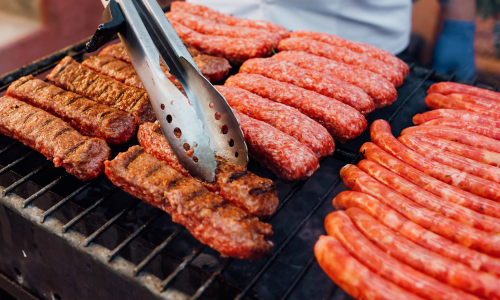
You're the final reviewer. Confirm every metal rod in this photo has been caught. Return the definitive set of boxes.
[0,142,19,156]
[108,211,164,262]
[133,227,184,276]
[0,151,34,176]
[189,258,234,300]
[267,180,307,222]
[62,188,119,233]
[82,199,140,247]
[279,254,316,300]
[2,162,50,196]
[22,174,67,208]
[322,284,339,300]
[494,86,499,92]
[160,244,205,292]
[41,181,93,222]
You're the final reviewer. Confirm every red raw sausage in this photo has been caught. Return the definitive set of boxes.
[239,58,375,115]
[401,125,500,154]
[315,235,424,300]
[421,118,500,140]
[357,159,500,233]
[215,86,335,158]
[340,164,500,257]
[325,211,480,300]
[224,73,367,141]
[413,109,500,129]
[170,1,290,39]
[425,93,500,119]
[333,191,500,276]
[290,30,409,76]
[360,142,500,219]
[272,51,397,108]
[448,93,500,110]
[347,207,500,299]
[398,134,500,183]
[371,120,500,202]
[428,82,500,102]
[277,37,404,86]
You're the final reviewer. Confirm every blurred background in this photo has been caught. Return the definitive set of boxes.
[0,0,499,85]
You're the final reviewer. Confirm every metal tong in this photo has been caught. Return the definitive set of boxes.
[87,0,248,182]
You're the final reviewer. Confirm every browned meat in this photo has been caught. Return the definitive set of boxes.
[0,96,109,180]
[137,122,279,219]
[105,145,274,259]
[98,43,231,82]
[46,56,155,125]
[6,75,136,145]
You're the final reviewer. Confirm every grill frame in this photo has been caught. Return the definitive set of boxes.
[0,9,498,300]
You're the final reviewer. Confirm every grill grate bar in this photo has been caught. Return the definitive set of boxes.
[0,142,19,156]
[189,257,234,300]
[133,227,184,276]
[495,86,499,92]
[267,180,307,222]
[2,162,50,196]
[22,174,67,208]
[108,211,164,262]
[41,180,93,222]
[0,151,35,176]
[62,188,119,233]
[82,199,141,247]
[160,244,206,292]
[279,254,316,300]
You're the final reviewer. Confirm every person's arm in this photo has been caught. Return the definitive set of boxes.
[441,0,476,22]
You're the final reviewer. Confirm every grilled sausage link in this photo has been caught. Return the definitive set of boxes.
[448,93,500,110]
[47,56,155,125]
[105,146,274,259]
[428,81,500,102]
[0,96,109,180]
[425,93,500,119]
[7,75,136,145]
[421,118,500,140]
[413,109,500,129]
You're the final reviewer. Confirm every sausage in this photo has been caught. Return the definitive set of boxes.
[0,96,110,181]
[137,122,279,219]
[170,1,290,39]
[405,134,500,167]
[105,146,273,259]
[233,111,319,181]
[170,20,271,63]
[47,56,155,125]
[425,93,500,119]
[398,134,500,184]
[166,11,282,50]
[413,109,500,129]
[277,37,404,86]
[401,125,500,154]
[340,164,500,257]
[333,191,500,276]
[448,93,500,111]
[6,75,136,145]
[421,118,500,141]
[272,51,397,108]
[358,159,500,233]
[325,211,480,300]
[371,120,500,202]
[315,235,424,300]
[224,73,367,141]
[428,82,500,102]
[360,142,500,219]
[347,207,500,299]
[290,30,409,76]
[215,86,335,158]
[239,58,375,115]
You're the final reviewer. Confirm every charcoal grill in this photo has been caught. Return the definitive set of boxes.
[0,6,497,300]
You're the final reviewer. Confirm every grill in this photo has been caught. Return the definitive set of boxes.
[0,7,498,300]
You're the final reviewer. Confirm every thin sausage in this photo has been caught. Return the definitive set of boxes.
[449,93,500,110]
[428,82,500,102]
[347,207,500,299]
[413,109,500,129]
[371,120,500,202]
[333,191,500,276]
[401,125,500,154]
[272,51,397,108]
[224,73,367,141]
[421,118,500,140]
[341,164,500,257]
[315,235,424,300]
[357,159,500,233]
[425,93,500,119]
[239,58,375,115]
[326,211,480,300]
[360,142,500,219]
